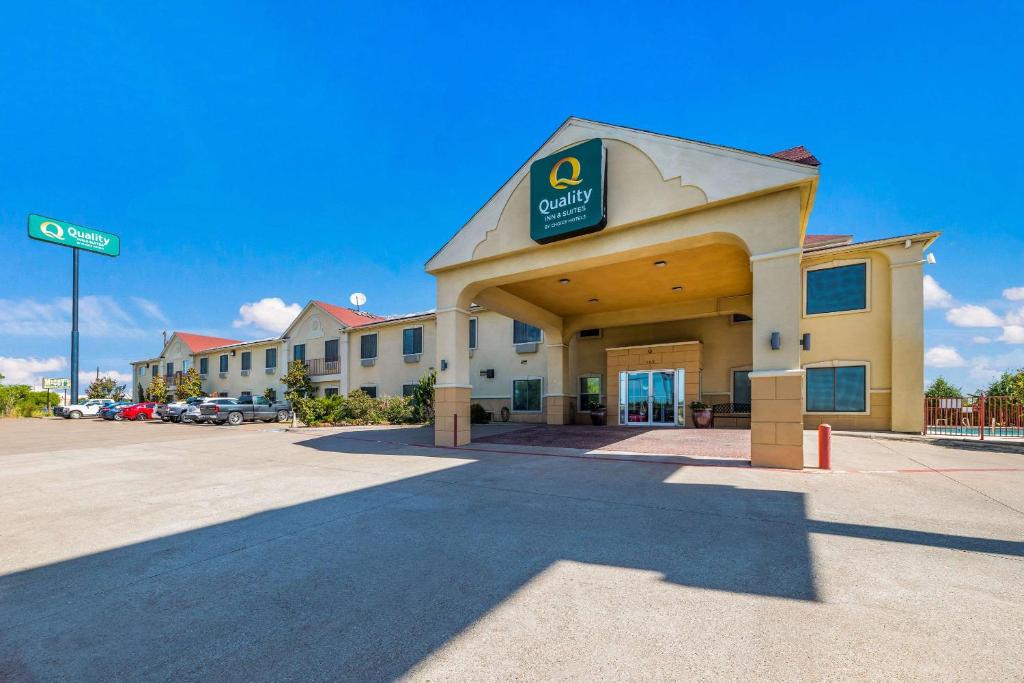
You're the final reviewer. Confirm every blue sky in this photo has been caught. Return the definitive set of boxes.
[1,1,1021,393]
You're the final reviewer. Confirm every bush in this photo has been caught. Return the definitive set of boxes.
[470,403,490,423]
[292,391,414,427]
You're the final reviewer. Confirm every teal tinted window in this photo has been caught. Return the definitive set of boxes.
[806,263,866,314]
[732,370,751,405]
[513,321,542,344]
[360,334,377,359]
[513,378,542,411]
[199,357,208,374]
[403,327,422,355]
[806,366,866,412]
[241,352,251,371]
[219,355,228,372]
[265,348,277,369]
[293,344,305,362]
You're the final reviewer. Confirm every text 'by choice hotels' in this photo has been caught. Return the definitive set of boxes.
[27,214,121,257]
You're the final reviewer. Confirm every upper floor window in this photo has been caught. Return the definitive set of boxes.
[265,348,277,369]
[806,365,867,413]
[219,354,228,372]
[513,320,543,345]
[241,351,251,371]
[293,344,305,362]
[805,262,868,315]
[151,364,157,377]
[166,362,174,377]
[324,339,339,363]
[199,357,209,375]
[403,327,422,355]
[361,333,378,360]
[469,317,478,350]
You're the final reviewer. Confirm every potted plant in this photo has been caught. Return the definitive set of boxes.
[689,401,713,429]
[590,404,607,426]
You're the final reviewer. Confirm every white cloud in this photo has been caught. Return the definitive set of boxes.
[1002,306,1024,326]
[925,346,966,368]
[0,296,146,338]
[79,370,133,385]
[131,297,169,324]
[945,304,1003,328]
[923,275,954,309]
[998,325,1024,344]
[971,336,993,344]
[1003,287,1024,301]
[0,356,67,385]
[233,297,302,334]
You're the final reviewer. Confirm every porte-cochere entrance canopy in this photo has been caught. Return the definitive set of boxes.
[426,118,822,468]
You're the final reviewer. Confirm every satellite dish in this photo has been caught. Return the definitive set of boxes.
[349,292,367,310]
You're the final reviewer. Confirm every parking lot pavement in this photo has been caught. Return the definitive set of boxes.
[1,421,1022,681]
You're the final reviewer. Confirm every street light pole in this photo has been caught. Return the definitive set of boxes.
[71,247,80,403]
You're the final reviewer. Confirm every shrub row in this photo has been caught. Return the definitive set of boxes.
[292,390,416,427]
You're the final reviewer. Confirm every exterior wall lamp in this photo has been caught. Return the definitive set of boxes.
[800,333,812,351]
[770,332,781,350]
[440,359,448,371]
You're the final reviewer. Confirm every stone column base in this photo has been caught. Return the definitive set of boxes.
[545,395,574,425]
[751,372,805,469]
[435,386,471,447]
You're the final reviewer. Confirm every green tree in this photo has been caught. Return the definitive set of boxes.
[263,387,277,403]
[982,369,1024,402]
[145,373,168,403]
[175,367,204,401]
[925,376,962,399]
[86,376,118,399]
[282,360,313,426]
[410,369,436,423]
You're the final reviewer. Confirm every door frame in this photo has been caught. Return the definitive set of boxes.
[620,368,681,427]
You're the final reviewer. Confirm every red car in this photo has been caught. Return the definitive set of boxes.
[121,402,159,421]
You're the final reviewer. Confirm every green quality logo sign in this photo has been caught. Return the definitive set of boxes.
[530,138,606,244]
[27,214,120,257]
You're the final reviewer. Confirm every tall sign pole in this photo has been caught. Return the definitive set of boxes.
[27,214,121,402]
[71,247,80,402]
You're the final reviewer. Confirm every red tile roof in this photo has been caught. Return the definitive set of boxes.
[175,332,243,353]
[770,145,820,167]
[313,300,386,328]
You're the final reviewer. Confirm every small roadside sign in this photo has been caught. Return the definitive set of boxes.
[27,214,120,257]
[42,378,72,389]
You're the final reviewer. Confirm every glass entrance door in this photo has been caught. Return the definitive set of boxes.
[620,370,679,426]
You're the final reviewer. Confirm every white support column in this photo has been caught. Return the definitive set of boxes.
[890,258,925,432]
[434,306,472,447]
[544,335,573,424]
[338,331,350,395]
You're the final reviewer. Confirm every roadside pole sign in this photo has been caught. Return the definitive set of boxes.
[27,214,120,257]
[42,378,72,390]
[27,213,121,405]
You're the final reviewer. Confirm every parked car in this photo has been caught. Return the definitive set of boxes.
[163,396,209,423]
[120,402,160,422]
[100,401,133,420]
[57,398,114,419]
[195,398,240,424]
[200,395,291,426]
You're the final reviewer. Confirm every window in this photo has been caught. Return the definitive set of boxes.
[402,384,417,398]
[199,357,209,375]
[359,385,377,398]
[469,317,478,349]
[731,313,752,324]
[806,365,867,412]
[806,262,867,315]
[293,344,305,362]
[512,378,542,412]
[513,320,542,345]
[265,348,277,369]
[360,333,378,360]
[151,364,157,377]
[579,328,602,338]
[403,327,423,355]
[578,376,601,411]
[732,370,751,406]
[265,389,277,401]
[240,391,252,397]
[166,362,174,377]
[324,387,340,397]
[324,339,339,363]
[219,355,228,373]
[241,352,251,371]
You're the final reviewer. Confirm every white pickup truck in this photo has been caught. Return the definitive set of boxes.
[56,398,115,419]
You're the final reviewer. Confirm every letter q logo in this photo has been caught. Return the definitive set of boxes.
[549,156,582,190]
[40,221,65,241]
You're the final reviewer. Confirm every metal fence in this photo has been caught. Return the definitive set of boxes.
[924,395,1024,439]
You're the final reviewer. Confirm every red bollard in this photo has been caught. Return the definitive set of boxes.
[818,423,832,470]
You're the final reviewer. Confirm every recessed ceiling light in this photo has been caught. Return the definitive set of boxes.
[654,260,667,268]
[588,298,599,304]
[558,278,570,285]
[672,286,683,292]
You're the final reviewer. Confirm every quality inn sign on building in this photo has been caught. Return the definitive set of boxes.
[530,138,607,244]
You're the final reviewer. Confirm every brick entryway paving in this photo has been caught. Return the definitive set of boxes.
[475,424,750,460]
